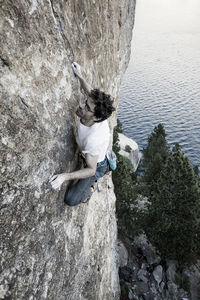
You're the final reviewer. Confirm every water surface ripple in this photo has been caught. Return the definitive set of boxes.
[118,0,200,169]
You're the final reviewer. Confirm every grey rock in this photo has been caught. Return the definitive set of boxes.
[135,281,149,295]
[153,265,163,285]
[137,269,149,283]
[128,288,135,300]
[118,133,142,171]
[0,1,136,299]
[118,240,129,267]
[150,282,157,294]
[145,247,161,266]
[133,234,161,265]
[141,263,148,270]
[158,281,165,293]
[168,281,178,296]
[183,264,200,300]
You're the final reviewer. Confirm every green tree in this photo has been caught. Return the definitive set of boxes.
[113,126,120,154]
[143,123,168,167]
[125,144,132,153]
[112,122,138,234]
[142,124,169,195]
[113,153,138,234]
[113,119,123,155]
[193,165,199,176]
[115,118,123,133]
[142,143,200,264]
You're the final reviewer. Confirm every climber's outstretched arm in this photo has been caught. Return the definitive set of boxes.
[49,153,98,190]
[72,62,92,95]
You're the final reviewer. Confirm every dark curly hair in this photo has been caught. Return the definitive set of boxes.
[89,89,115,122]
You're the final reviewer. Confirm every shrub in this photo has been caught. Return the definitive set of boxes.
[125,145,132,153]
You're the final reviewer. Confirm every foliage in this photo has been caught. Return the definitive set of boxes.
[142,123,169,195]
[175,272,190,293]
[116,118,123,133]
[141,143,200,264]
[193,165,199,176]
[142,123,168,167]
[112,121,139,234]
[113,121,200,265]
[120,280,129,298]
[113,152,139,234]
[113,126,120,154]
[125,145,132,153]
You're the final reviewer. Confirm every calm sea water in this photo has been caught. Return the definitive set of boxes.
[118,0,200,169]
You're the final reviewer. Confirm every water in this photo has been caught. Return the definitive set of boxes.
[118,0,200,169]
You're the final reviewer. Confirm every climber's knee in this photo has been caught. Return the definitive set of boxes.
[64,176,96,206]
[64,189,80,206]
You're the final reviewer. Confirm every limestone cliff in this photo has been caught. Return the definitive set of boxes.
[0,1,135,299]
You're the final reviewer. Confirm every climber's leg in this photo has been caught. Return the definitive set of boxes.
[64,175,96,206]
[64,157,109,206]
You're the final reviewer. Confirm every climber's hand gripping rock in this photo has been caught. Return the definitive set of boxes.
[49,173,70,190]
[72,62,92,94]
[72,62,82,79]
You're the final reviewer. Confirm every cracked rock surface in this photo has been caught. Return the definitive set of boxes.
[0,1,136,299]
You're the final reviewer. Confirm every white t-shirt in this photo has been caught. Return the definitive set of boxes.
[76,118,110,163]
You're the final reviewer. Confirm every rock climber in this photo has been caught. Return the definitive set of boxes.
[49,62,115,206]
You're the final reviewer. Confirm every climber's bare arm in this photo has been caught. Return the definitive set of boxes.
[49,153,98,190]
[72,62,92,95]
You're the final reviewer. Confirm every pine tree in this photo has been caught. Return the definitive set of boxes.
[113,119,123,155]
[143,123,168,167]
[113,152,138,234]
[142,124,169,195]
[143,143,200,264]
[112,121,138,234]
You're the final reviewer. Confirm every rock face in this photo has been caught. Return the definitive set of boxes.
[0,1,136,299]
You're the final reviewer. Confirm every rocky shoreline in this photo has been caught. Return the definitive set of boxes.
[118,233,200,300]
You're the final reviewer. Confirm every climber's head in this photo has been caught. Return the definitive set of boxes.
[76,89,115,124]
[89,89,115,123]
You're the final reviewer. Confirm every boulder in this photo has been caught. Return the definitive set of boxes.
[118,240,129,267]
[135,281,149,295]
[168,281,178,297]
[145,247,161,266]
[133,234,161,266]
[118,132,142,171]
[153,265,163,285]
[137,269,148,283]
[128,288,135,300]
[183,263,200,300]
